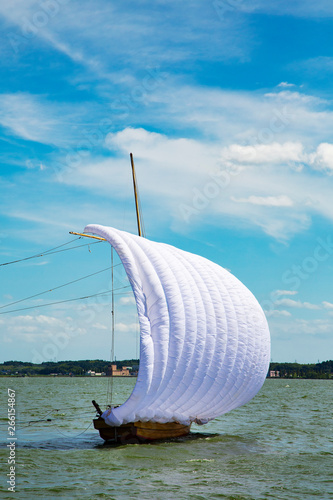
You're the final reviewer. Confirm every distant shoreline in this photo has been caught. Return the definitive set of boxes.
[0,375,332,379]
[1,359,332,379]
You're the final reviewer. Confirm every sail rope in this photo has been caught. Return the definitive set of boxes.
[0,407,100,428]
[0,405,97,441]
[52,420,93,439]
[0,286,132,315]
[0,238,104,267]
[4,408,95,439]
[106,247,115,408]
[0,265,122,310]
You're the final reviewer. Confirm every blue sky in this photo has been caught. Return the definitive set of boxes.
[1,0,333,364]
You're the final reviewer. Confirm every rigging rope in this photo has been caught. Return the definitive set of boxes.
[0,238,104,267]
[52,420,93,438]
[0,286,131,315]
[106,247,115,408]
[0,264,122,310]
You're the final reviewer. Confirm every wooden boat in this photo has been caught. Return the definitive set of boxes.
[93,416,191,443]
[71,155,270,443]
[91,400,191,443]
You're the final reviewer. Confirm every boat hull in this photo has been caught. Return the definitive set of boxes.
[93,417,191,443]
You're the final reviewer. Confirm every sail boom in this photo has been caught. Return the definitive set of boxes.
[69,231,106,241]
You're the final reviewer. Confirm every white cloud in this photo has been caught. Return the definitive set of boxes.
[292,56,333,76]
[57,114,333,240]
[0,93,58,145]
[3,81,333,242]
[149,87,316,143]
[265,309,292,317]
[308,143,333,174]
[0,0,249,81]
[275,298,320,310]
[270,318,333,341]
[115,322,138,333]
[119,297,136,305]
[231,195,293,207]
[322,301,333,309]
[278,82,296,88]
[92,322,108,330]
[273,290,298,297]
[220,142,304,166]
[240,1,333,18]
[293,318,333,334]
[106,127,215,172]
[1,314,85,343]
[0,93,93,147]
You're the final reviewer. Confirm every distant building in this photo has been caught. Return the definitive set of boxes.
[269,370,280,378]
[107,364,131,377]
[86,370,106,377]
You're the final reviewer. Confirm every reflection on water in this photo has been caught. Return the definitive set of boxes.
[0,378,332,499]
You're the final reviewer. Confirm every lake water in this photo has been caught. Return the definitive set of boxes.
[0,377,332,500]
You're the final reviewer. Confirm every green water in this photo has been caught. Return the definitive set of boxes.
[1,378,332,499]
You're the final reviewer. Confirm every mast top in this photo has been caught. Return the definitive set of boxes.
[130,153,143,237]
[70,153,144,240]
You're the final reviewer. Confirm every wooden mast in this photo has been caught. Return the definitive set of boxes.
[130,153,142,237]
[70,154,143,240]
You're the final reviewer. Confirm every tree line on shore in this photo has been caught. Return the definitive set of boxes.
[0,359,139,376]
[269,360,332,379]
[0,359,332,378]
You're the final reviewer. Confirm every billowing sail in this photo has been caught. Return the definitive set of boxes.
[85,224,270,426]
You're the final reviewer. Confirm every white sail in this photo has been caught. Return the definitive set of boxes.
[85,224,270,426]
